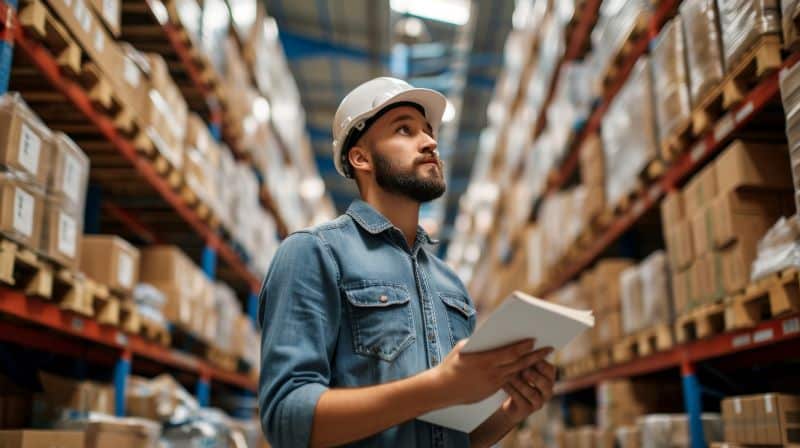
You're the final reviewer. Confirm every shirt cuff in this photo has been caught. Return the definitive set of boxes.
[275,382,329,448]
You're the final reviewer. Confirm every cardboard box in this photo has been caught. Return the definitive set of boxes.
[80,235,139,296]
[698,252,725,304]
[125,375,180,422]
[142,55,188,170]
[82,418,160,448]
[183,113,220,206]
[690,208,712,257]
[47,133,89,211]
[37,372,114,415]
[0,175,44,248]
[115,44,151,125]
[88,0,120,36]
[139,245,198,327]
[683,163,717,217]
[593,259,634,313]
[40,198,82,270]
[595,310,622,347]
[715,140,792,194]
[661,191,684,228]
[580,134,605,187]
[721,240,760,295]
[672,220,695,270]
[0,430,84,447]
[0,94,52,186]
[711,189,788,250]
[760,393,800,445]
[671,267,691,315]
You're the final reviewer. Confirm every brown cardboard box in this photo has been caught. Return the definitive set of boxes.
[0,94,52,186]
[82,418,160,448]
[142,55,188,170]
[580,134,605,187]
[672,220,695,270]
[183,113,220,206]
[615,426,640,448]
[88,0,120,36]
[595,310,622,347]
[593,259,634,313]
[690,208,712,257]
[760,393,800,445]
[696,252,724,305]
[715,140,792,194]
[40,198,82,270]
[661,191,684,228]
[37,372,114,415]
[721,241,760,294]
[0,430,84,447]
[0,175,44,248]
[139,246,197,327]
[671,267,691,315]
[115,44,151,124]
[80,235,139,296]
[125,375,180,422]
[683,163,717,217]
[689,258,704,307]
[47,133,89,210]
[711,189,787,250]
[582,184,606,226]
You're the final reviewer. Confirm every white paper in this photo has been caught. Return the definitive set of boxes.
[765,395,773,414]
[61,153,83,204]
[12,188,35,237]
[103,0,119,27]
[117,252,133,288]
[124,58,140,87]
[94,28,104,52]
[418,291,594,433]
[57,212,77,257]
[18,123,41,177]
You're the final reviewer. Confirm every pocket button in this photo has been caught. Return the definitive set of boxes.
[379,295,388,303]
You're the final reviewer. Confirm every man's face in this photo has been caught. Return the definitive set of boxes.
[358,105,446,202]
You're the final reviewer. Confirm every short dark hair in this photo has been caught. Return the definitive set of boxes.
[340,101,426,178]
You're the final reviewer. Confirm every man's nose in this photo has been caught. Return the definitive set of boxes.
[420,132,438,154]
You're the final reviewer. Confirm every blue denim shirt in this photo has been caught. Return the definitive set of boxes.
[258,200,477,447]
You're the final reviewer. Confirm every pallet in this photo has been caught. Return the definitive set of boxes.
[602,12,651,93]
[613,325,673,363]
[593,345,613,370]
[726,268,800,330]
[641,158,664,183]
[133,134,184,191]
[674,301,727,344]
[612,182,644,216]
[562,354,596,379]
[659,118,692,162]
[50,269,92,316]
[139,316,170,346]
[84,279,120,326]
[16,0,81,77]
[692,34,782,136]
[170,323,208,357]
[0,239,53,299]
[118,299,141,333]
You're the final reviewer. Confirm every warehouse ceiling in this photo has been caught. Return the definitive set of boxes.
[263,0,515,240]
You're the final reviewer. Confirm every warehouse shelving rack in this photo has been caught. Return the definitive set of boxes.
[0,0,261,414]
[490,2,800,447]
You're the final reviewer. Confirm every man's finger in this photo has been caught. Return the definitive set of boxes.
[523,369,553,399]
[535,360,556,382]
[498,347,553,376]
[509,376,541,408]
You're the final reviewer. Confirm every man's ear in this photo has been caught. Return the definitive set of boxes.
[348,144,372,175]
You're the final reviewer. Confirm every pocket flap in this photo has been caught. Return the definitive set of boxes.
[439,292,476,318]
[344,283,410,308]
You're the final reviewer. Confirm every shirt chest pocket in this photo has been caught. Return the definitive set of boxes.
[344,282,415,362]
[439,292,476,346]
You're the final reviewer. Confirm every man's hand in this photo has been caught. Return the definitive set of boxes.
[500,359,556,424]
[431,339,553,407]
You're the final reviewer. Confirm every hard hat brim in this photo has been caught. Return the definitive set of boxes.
[333,87,447,177]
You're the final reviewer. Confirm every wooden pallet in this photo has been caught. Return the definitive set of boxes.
[0,239,53,299]
[593,345,613,370]
[726,268,800,330]
[613,325,673,363]
[16,0,81,77]
[659,118,692,162]
[692,34,783,136]
[602,12,651,93]
[563,354,596,379]
[118,299,141,334]
[641,158,665,183]
[674,301,727,344]
[84,280,120,326]
[613,182,644,216]
[50,269,92,316]
[139,316,170,346]
[133,134,184,190]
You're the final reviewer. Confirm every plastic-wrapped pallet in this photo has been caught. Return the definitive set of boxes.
[133,284,167,328]
[652,17,691,149]
[779,60,800,210]
[590,0,652,95]
[750,214,800,280]
[680,0,726,104]
[212,282,240,353]
[639,251,673,326]
[783,0,800,47]
[717,0,781,69]
[601,57,658,208]
[199,0,231,75]
[636,413,723,448]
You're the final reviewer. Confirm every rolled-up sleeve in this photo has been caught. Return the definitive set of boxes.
[257,232,341,448]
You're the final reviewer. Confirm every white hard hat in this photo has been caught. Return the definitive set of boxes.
[332,77,447,178]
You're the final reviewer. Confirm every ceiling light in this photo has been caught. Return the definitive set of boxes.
[390,0,470,26]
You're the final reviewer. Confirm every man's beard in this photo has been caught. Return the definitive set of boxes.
[372,151,446,203]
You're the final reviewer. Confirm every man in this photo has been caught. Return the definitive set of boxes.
[258,77,556,447]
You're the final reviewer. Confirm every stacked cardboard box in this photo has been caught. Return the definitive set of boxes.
[580,134,606,224]
[780,58,800,211]
[142,54,188,171]
[652,17,691,155]
[783,0,800,48]
[183,113,221,216]
[33,371,115,426]
[680,0,726,105]
[662,140,793,315]
[0,430,85,447]
[597,379,683,431]
[588,259,633,350]
[620,251,673,335]
[80,235,140,297]
[722,393,800,445]
[553,283,592,365]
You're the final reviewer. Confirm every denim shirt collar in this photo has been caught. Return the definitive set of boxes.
[346,200,439,245]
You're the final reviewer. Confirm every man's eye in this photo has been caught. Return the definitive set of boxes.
[397,125,411,135]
